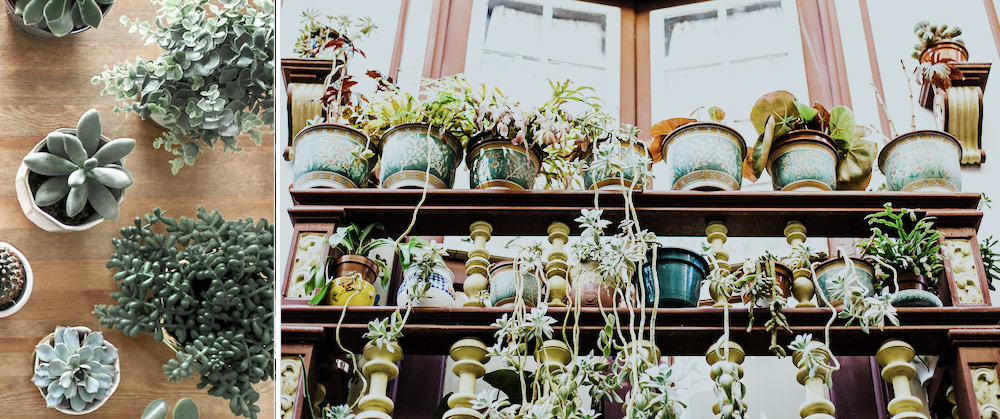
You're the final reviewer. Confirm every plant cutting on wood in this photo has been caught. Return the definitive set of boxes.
[7,0,113,38]
[92,0,275,174]
[651,106,747,191]
[0,243,32,318]
[93,207,274,418]
[31,326,120,414]
[746,90,877,191]
[981,236,1000,291]
[858,204,944,307]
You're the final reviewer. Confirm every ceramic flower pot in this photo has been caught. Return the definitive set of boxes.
[33,326,120,415]
[367,243,397,306]
[466,136,542,190]
[918,41,968,64]
[331,255,379,285]
[324,274,376,306]
[660,122,746,191]
[639,247,708,308]
[397,264,456,307]
[0,242,32,318]
[814,258,875,307]
[583,138,651,190]
[4,0,112,39]
[568,260,621,308]
[767,129,838,191]
[488,261,541,307]
[291,124,375,188]
[740,262,793,306]
[887,271,942,307]
[15,132,126,233]
[878,130,962,192]
[379,123,463,189]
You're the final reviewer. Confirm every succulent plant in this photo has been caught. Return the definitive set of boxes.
[93,207,274,418]
[23,109,135,222]
[12,0,114,37]
[142,398,200,419]
[0,245,27,310]
[92,0,274,174]
[31,327,118,412]
[912,21,964,59]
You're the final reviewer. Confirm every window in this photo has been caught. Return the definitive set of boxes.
[464,0,622,115]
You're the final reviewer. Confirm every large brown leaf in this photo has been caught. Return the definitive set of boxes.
[650,117,696,162]
[750,90,797,137]
[747,115,775,180]
[836,126,877,190]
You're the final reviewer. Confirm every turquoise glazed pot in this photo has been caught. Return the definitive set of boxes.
[291,124,374,188]
[660,122,746,191]
[379,123,463,189]
[489,261,540,307]
[814,258,875,307]
[878,130,962,192]
[466,136,542,189]
[767,130,838,191]
[583,138,651,190]
[638,247,708,308]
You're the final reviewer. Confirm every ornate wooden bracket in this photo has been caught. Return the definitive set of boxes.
[919,62,991,165]
[281,59,335,160]
[936,227,992,307]
[942,330,1000,419]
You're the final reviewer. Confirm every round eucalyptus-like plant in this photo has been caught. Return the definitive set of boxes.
[12,0,113,37]
[92,0,274,174]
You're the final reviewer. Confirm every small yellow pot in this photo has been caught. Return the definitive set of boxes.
[324,276,376,306]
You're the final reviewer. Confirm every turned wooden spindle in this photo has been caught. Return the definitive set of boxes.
[357,341,404,419]
[464,221,493,307]
[546,222,570,307]
[706,340,748,417]
[785,221,816,307]
[444,338,489,419]
[706,222,731,307]
[792,343,836,419]
[876,340,930,419]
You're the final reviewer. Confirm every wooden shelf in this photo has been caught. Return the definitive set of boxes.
[288,189,983,237]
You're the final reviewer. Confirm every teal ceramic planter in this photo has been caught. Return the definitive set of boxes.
[466,136,542,189]
[379,123,463,189]
[489,261,540,307]
[660,122,746,191]
[291,124,374,188]
[878,130,962,192]
[767,130,838,191]
[583,138,651,190]
[638,247,708,308]
[814,258,875,307]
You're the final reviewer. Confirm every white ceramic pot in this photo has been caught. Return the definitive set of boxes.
[396,265,456,307]
[33,326,121,415]
[367,244,397,306]
[0,242,32,318]
[15,132,126,233]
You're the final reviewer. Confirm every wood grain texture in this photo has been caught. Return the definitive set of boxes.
[0,2,276,418]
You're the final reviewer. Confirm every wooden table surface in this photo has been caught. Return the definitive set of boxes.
[0,2,276,418]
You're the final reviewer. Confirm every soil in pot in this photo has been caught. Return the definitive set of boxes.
[27,170,100,226]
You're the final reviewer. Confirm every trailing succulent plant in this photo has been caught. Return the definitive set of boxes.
[858,203,944,283]
[24,109,135,223]
[93,207,274,418]
[92,0,274,174]
[12,0,113,37]
[31,327,118,412]
[0,245,27,310]
[912,21,963,59]
[142,398,200,419]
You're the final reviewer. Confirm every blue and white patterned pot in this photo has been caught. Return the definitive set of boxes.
[814,258,875,308]
[291,124,374,188]
[660,122,746,191]
[379,123,463,189]
[489,261,541,307]
[466,136,542,189]
[583,138,651,190]
[878,130,962,192]
[397,265,456,307]
[767,130,838,191]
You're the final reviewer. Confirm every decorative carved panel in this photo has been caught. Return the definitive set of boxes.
[942,240,985,304]
[972,365,1000,418]
[280,357,303,419]
[287,233,327,298]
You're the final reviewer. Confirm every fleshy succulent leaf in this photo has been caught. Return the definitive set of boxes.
[24,153,77,176]
[91,167,133,189]
[66,185,88,217]
[35,176,71,207]
[76,109,102,155]
[87,181,119,220]
[142,399,168,419]
[92,138,136,165]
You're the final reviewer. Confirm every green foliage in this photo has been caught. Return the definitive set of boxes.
[93,207,274,418]
[358,76,478,145]
[13,0,113,37]
[912,21,964,59]
[735,253,791,357]
[826,256,899,333]
[31,327,118,412]
[92,0,274,174]
[293,10,375,59]
[141,398,200,419]
[710,360,746,419]
[788,334,837,387]
[859,203,944,280]
[981,236,1000,291]
[23,109,135,221]
[0,244,27,309]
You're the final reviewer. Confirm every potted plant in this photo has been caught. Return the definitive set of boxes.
[736,253,793,356]
[293,10,374,60]
[488,246,542,307]
[15,109,136,232]
[639,245,709,308]
[31,326,120,414]
[651,106,747,191]
[582,125,652,191]
[92,0,274,174]
[465,87,544,190]
[858,204,944,307]
[302,223,392,306]
[912,21,966,63]
[877,130,962,192]
[814,256,876,308]
[5,0,113,38]
[93,207,274,418]
[569,208,653,308]
[396,239,455,307]
[0,242,32,318]
[746,91,877,191]
[141,398,200,419]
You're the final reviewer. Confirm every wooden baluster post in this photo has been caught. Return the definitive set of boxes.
[877,340,929,419]
[785,221,816,307]
[706,222,731,307]
[791,343,836,419]
[464,221,493,307]
[546,222,570,307]
[444,338,489,419]
[706,340,748,417]
[357,341,404,419]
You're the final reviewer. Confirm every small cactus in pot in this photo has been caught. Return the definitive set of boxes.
[0,244,28,314]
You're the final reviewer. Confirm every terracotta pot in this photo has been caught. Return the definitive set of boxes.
[878,130,962,192]
[660,122,746,191]
[892,271,934,292]
[582,137,651,191]
[568,260,628,308]
[331,255,379,284]
[767,129,838,191]
[918,41,969,64]
[4,0,112,39]
[740,262,793,305]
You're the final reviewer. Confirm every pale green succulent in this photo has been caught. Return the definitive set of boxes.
[141,398,199,419]
[13,0,114,37]
[32,327,119,412]
[23,109,135,222]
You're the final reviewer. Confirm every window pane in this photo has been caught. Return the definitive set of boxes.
[548,8,607,65]
[484,0,544,57]
[663,10,720,67]
[725,1,786,60]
